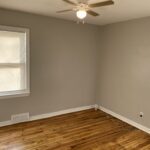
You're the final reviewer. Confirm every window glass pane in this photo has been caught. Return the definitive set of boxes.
[0,26,29,97]
[0,31,26,63]
[0,67,25,92]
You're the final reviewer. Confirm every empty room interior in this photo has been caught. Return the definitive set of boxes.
[0,0,150,149]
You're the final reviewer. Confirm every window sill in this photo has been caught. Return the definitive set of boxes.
[0,90,30,99]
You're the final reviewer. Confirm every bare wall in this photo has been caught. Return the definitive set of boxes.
[96,17,150,128]
[0,9,99,121]
[1,8,150,129]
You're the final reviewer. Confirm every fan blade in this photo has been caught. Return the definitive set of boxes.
[56,9,73,13]
[87,10,99,16]
[89,0,114,8]
[62,0,77,5]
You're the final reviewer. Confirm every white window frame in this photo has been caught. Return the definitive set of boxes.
[0,25,30,99]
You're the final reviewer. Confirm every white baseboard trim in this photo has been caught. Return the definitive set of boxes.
[30,105,95,121]
[0,120,12,127]
[0,105,95,127]
[99,106,150,134]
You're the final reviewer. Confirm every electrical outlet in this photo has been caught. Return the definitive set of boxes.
[139,112,144,118]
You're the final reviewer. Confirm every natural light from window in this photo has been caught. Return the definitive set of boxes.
[0,26,29,98]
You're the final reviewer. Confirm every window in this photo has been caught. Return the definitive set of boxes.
[0,25,29,98]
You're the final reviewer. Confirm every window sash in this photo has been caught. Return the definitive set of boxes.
[0,25,30,99]
[0,63,25,68]
[0,63,26,90]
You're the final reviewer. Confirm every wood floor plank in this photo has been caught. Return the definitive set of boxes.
[0,109,150,150]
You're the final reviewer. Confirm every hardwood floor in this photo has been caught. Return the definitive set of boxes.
[0,109,150,150]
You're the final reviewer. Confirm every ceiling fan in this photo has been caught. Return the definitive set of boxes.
[57,0,114,20]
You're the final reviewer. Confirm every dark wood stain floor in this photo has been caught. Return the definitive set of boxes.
[0,109,150,150]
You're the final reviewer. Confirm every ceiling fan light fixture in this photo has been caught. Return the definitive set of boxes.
[76,10,87,19]
[58,0,114,20]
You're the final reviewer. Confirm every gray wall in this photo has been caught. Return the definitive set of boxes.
[1,8,150,129]
[96,17,150,128]
[0,9,99,121]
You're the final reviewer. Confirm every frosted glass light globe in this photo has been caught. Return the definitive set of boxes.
[76,10,87,19]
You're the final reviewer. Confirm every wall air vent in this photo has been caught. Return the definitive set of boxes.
[11,113,29,124]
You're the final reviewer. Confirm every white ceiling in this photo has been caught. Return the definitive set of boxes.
[0,0,150,25]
